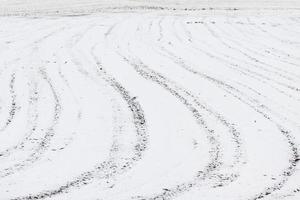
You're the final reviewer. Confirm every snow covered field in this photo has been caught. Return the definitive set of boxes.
[0,1,300,200]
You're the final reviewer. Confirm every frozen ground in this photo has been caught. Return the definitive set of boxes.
[0,1,300,200]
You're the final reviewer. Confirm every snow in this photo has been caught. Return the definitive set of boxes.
[0,1,300,200]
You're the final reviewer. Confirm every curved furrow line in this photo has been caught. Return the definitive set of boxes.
[154,23,300,200]
[241,23,300,63]
[90,42,149,180]
[232,80,300,119]
[91,45,148,172]
[0,77,39,159]
[243,17,300,61]
[227,16,300,46]
[181,21,300,102]
[0,68,61,178]
[0,20,82,161]
[109,19,244,197]
[145,15,245,171]
[204,19,300,79]
[180,19,300,101]
[195,17,300,69]
[248,129,299,200]
[11,50,149,200]
[164,44,300,127]
[163,44,299,200]
[48,22,127,155]
[248,18,300,46]
[11,21,149,197]
[139,16,300,200]
[222,17,300,69]
[166,16,300,125]
[42,23,93,151]
[185,20,294,77]
[114,16,300,200]
[223,17,300,66]
[1,22,67,55]
[157,17,164,42]
[49,55,82,152]
[0,21,72,165]
[120,54,222,200]
[177,19,300,119]
[157,19,300,122]
[31,26,68,46]
[203,23,300,93]
[0,72,18,133]
[0,22,70,167]
[1,9,300,200]
[215,17,300,75]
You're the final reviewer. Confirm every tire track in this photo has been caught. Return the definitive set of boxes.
[153,17,300,200]
[180,19,300,103]
[0,72,17,133]
[108,20,245,198]
[1,10,299,200]
[10,27,148,199]
[0,77,39,159]
[0,68,61,178]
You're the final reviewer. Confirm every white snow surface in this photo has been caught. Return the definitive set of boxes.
[0,0,300,16]
[0,1,300,200]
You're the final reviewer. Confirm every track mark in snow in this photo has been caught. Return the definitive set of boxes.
[0,9,300,200]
